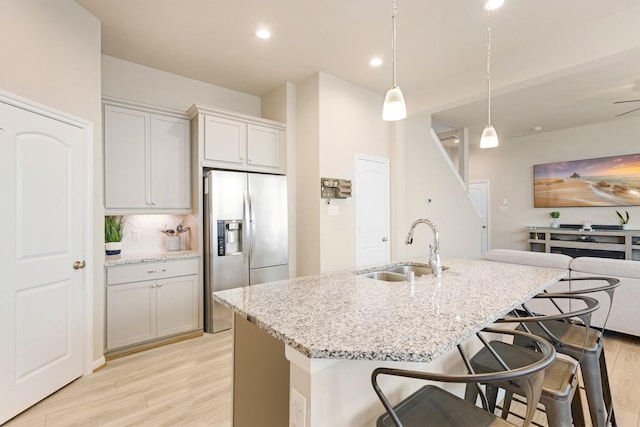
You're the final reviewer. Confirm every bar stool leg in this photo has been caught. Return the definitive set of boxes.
[546,399,575,427]
[581,351,607,427]
[570,387,587,427]
[599,349,616,426]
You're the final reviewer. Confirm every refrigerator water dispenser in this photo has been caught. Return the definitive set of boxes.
[217,220,243,255]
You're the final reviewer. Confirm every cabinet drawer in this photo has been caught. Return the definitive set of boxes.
[107,258,199,285]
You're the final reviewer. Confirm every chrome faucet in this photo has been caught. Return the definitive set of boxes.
[405,219,443,277]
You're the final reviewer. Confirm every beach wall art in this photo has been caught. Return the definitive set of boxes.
[534,153,640,207]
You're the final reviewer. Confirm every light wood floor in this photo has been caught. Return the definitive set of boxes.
[4,330,640,426]
[4,331,233,427]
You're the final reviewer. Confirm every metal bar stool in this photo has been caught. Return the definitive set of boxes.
[535,276,621,427]
[372,327,555,427]
[469,294,600,426]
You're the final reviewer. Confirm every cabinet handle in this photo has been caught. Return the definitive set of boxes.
[156,283,163,288]
[151,201,156,206]
[147,268,167,274]
[239,156,244,161]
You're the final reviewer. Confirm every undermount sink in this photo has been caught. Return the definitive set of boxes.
[385,264,434,277]
[358,271,407,282]
[357,264,448,282]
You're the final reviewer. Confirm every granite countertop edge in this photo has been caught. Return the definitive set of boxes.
[105,250,200,266]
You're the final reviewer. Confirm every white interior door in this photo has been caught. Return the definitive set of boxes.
[355,155,390,267]
[469,180,490,254]
[0,98,86,424]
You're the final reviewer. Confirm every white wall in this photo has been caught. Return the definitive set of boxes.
[295,75,321,276]
[318,73,390,272]
[401,114,483,260]
[0,0,103,364]
[470,115,640,250]
[102,55,261,116]
[295,71,482,273]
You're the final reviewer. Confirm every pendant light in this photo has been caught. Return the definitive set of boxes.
[480,8,499,148]
[382,0,406,121]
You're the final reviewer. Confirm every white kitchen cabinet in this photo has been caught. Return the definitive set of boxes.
[106,280,156,349]
[247,124,282,169]
[204,115,246,165]
[192,104,286,174]
[105,258,199,352]
[104,101,191,213]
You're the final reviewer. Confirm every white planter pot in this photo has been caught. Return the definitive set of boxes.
[622,224,630,230]
[105,241,122,255]
[551,220,560,228]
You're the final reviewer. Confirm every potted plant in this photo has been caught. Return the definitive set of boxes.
[549,211,560,228]
[105,215,125,255]
[616,210,630,230]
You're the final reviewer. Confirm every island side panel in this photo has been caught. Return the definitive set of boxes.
[233,314,290,426]
[285,343,478,426]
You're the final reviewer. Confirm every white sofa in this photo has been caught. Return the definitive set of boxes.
[483,249,640,337]
[570,257,640,336]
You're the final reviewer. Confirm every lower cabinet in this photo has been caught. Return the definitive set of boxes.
[106,258,199,352]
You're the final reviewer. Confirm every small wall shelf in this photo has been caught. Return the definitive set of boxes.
[526,227,640,260]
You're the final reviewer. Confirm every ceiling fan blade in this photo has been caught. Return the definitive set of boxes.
[613,99,640,104]
[615,106,640,117]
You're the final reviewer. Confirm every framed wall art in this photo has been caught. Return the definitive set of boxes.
[534,153,640,207]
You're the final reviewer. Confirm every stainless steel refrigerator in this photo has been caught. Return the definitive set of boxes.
[204,170,289,333]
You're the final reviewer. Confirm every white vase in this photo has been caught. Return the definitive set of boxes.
[105,241,122,255]
[622,224,630,230]
[551,220,560,228]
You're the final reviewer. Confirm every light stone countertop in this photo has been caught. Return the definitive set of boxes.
[213,257,568,363]
[104,250,200,266]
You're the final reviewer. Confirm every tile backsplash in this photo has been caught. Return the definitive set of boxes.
[117,214,191,253]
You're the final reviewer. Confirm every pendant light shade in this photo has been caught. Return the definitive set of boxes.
[383,86,406,121]
[480,125,499,148]
[382,0,406,121]
[480,9,499,148]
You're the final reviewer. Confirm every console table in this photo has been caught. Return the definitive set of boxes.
[527,227,640,260]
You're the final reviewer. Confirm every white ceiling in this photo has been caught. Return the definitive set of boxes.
[75,0,640,144]
[433,49,640,145]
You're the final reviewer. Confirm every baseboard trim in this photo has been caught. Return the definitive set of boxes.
[92,356,106,373]
[105,330,204,361]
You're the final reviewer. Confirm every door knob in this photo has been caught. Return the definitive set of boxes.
[382,237,388,242]
[73,260,86,270]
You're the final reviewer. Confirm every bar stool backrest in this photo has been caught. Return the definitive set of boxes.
[372,327,556,427]
[552,276,620,332]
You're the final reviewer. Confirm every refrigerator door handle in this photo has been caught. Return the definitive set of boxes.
[243,190,250,262]
[249,193,256,261]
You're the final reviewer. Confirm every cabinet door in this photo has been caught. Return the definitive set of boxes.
[204,116,247,164]
[150,115,190,209]
[155,275,198,338]
[104,106,150,209]
[247,124,282,170]
[106,280,156,350]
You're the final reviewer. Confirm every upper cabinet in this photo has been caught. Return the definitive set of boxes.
[104,99,191,213]
[190,104,286,174]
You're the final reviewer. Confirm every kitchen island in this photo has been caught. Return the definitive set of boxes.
[213,257,568,426]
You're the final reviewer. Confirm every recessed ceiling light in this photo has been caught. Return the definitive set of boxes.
[531,125,543,132]
[369,57,383,67]
[256,29,271,40]
[482,0,504,11]
[454,139,460,144]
